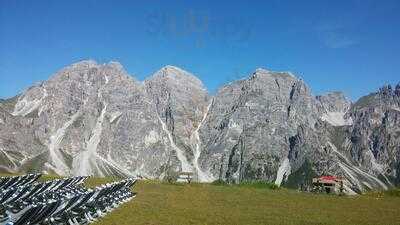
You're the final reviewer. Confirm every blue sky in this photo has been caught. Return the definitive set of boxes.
[1,0,399,100]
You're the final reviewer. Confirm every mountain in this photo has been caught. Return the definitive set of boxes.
[345,85,400,186]
[197,69,319,184]
[1,61,172,178]
[144,65,210,177]
[0,60,399,193]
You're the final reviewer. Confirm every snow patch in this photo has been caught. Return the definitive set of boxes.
[321,112,353,126]
[13,87,48,117]
[0,118,4,125]
[192,101,215,182]
[144,130,160,147]
[47,111,81,176]
[274,158,291,186]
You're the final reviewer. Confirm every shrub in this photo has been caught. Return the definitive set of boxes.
[211,180,279,190]
[211,179,229,186]
[163,167,179,184]
[238,181,280,190]
[384,189,400,197]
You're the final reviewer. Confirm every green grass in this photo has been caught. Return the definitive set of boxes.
[2,174,400,225]
[384,189,400,197]
[92,180,400,225]
[211,180,280,190]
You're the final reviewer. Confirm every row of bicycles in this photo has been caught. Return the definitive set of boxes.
[0,174,137,225]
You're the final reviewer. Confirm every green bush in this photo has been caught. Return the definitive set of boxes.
[238,181,280,190]
[211,179,279,190]
[162,168,179,184]
[384,189,400,197]
[211,179,229,186]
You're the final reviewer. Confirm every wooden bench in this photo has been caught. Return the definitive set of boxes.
[178,172,194,183]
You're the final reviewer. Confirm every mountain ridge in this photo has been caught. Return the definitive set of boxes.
[2,60,357,102]
[0,60,399,194]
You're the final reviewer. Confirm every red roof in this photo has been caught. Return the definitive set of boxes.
[319,176,339,181]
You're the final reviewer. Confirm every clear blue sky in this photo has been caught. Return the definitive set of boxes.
[1,0,399,100]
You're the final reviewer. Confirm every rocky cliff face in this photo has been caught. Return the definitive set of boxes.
[0,60,398,193]
[0,95,47,173]
[345,85,400,186]
[144,66,210,176]
[197,69,319,185]
[316,91,353,126]
[1,61,175,178]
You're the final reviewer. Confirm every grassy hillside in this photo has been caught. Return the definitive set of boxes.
[2,174,399,225]
[90,179,400,225]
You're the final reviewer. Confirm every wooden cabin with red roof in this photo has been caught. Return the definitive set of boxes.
[312,175,344,194]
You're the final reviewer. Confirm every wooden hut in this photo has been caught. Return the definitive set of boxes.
[312,176,344,194]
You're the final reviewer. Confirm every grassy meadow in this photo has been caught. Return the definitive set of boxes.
[2,174,400,225]
[89,179,400,225]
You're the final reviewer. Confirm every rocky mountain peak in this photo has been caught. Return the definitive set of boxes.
[396,83,400,96]
[317,91,351,113]
[378,83,400,99]
[56,60,128,78]
[106,61,124,70]
[69,59,98,69]
[150,65,205,90]
[254,68,271,74]
[250,68,297,81]
[352,83,400,112]
[1,61,399,194]
[45,60,136,89]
